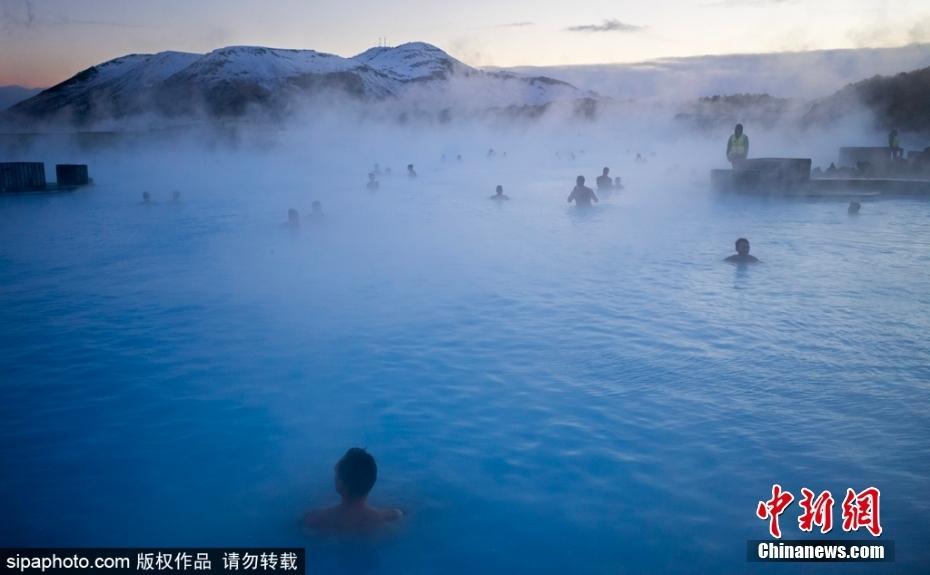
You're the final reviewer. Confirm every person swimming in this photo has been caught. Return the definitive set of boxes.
[285,208,300,229]
[596,167,613,192]
[407,164,417,178]
[613,176,624,190]
[848,201,861,215]
[724,238,760,263]
[308,201,324,220]
[490,185,509,201]
[303,448,404,535]
[142,191,152,203]
[373,163,382,176]
[171,190,181,202]
[366,173,379,191]
[567,175,598,207]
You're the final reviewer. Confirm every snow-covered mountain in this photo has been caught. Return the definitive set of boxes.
[10,51,202,121]
[6,42,587,125]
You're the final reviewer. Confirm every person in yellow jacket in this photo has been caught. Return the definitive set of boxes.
[727,123,749,167]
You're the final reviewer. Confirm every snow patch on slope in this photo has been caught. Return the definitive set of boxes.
[174,46,359,86]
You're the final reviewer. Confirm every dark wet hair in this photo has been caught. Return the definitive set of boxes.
[602,167,609,174]
[735,237,750,250]
[337,448,377,498]
[735,123,743,131]
[576,175,585,185]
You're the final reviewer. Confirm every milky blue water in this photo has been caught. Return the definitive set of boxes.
[1,151,929,574]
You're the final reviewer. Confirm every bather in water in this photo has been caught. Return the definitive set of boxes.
[303,448,404,535]
[490,185,509,201]
[848,201,861,215]
[307,201,325,222]
[366,173,380,191]
[724,238,760,264]
[567,175,598,208]
[596,167,613,191]
[284,208,300,229]
[407,164,417,178]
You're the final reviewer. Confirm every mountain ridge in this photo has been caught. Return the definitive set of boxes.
[804,66,930,133]
[5,42,586,125]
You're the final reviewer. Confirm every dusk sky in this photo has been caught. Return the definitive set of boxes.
[2,0,929,87]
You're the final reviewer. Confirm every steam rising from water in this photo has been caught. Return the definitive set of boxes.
[2,99,930,574]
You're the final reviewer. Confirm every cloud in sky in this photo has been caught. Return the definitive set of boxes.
[53,16,142,28]
[564,19,643,33]
[1,0,139,32]
[496,21,534,28]
[911,18,930,44]
[845,15,930,49]
[1,0,35,31]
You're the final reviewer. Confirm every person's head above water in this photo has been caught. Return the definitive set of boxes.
[302,447,404,534]
[725,237,759,263]
[735,237,750,255]
[142,191,151,202]
[602,167,610,176]
[495,185,503,195]
[576,175,585,186]
[171,190,180,201]
[735,123,744,136]
[287,208,300,225]
[335,448,377,501]
[368,172,376,181]
[848,201,861,214]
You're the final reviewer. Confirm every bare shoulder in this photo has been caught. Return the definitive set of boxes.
[378,507,405,523]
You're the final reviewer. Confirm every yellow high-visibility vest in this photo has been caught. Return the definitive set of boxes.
[729,133,748,155]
